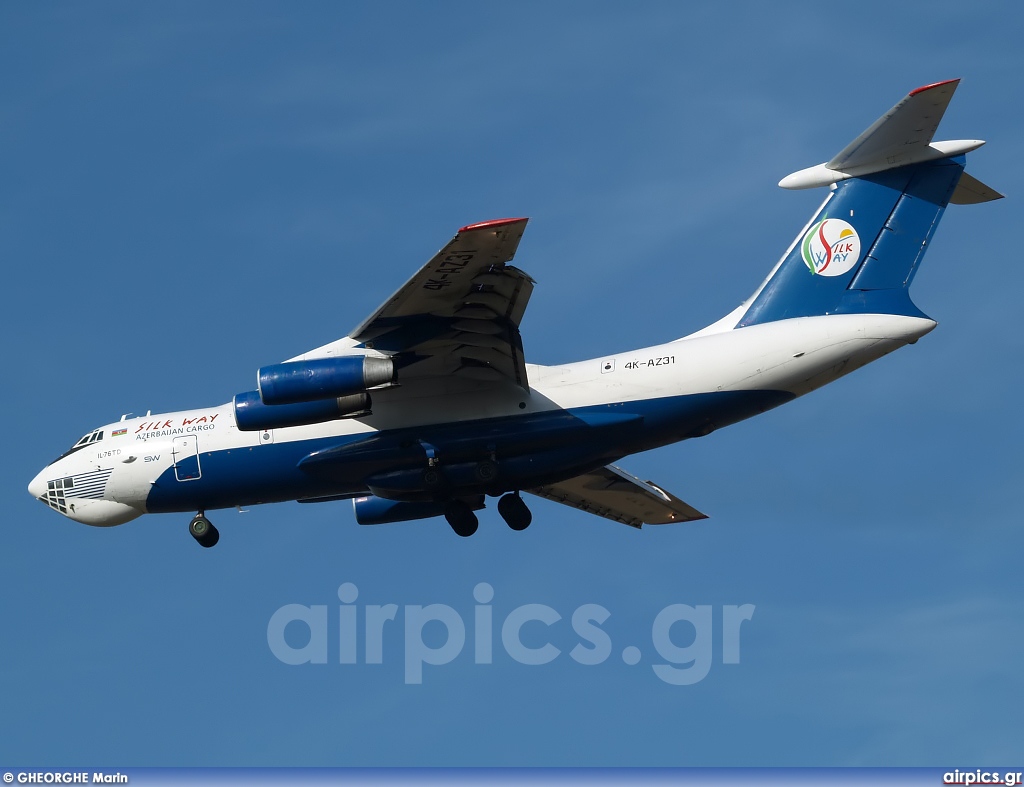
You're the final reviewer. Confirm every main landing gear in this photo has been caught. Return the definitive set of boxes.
[189,512,220,548]
[444,493,532,537]
[498,492,532,531]
[444,500,479,538]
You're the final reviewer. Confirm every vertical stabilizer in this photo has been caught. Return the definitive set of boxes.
[737,81,1000,328]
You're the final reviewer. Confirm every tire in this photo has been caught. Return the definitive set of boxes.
[498,493,532,531]
[198,524,220,548]
[444,500,479,537]
[189,515,211,538]
[189,515,219,547]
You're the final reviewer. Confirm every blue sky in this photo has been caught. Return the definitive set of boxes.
[2,1,1022,767]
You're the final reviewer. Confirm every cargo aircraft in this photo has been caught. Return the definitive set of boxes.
[29,80,1001,546]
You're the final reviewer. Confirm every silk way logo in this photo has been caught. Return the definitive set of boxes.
[801,218,861,277]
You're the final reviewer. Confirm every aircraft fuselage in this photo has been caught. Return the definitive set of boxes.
[29,313,934,528]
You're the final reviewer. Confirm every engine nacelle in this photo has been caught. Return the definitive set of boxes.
[257,356,395,406]
[353,494,484,525]
[233,390,370,431]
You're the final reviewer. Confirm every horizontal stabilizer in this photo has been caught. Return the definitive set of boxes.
[527,464,706,528]
[949,171,1004,204]
[829,79,960,171]
[779,79,997,193]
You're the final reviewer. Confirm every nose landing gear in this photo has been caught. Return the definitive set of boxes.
[189,512,220,548]
[498,492,532,531]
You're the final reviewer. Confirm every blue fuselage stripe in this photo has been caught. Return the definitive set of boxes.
[144,389,794,513]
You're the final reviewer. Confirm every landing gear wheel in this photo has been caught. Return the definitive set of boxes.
[444,500,479,537]
[498,493,532,531]
[189,514,220,548]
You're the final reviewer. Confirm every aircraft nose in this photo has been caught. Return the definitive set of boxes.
[28,470,47,500]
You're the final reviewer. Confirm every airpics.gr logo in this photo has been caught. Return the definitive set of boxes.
[801,218,861,277]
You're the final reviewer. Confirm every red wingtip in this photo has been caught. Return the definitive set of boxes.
[909,78,960,96]
[458,217,528,233]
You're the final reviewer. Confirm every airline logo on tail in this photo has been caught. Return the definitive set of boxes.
[801,218,861,276]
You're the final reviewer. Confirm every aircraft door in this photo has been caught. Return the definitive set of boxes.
[172,435,202,481]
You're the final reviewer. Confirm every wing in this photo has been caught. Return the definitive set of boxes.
[349,218,534,389]
[527,464,707,529]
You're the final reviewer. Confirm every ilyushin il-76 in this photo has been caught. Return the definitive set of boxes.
[29,80,1000,546]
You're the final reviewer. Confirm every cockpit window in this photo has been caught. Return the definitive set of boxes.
[51,429,104,464]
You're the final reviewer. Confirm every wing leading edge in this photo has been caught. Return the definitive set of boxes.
[349,218,534,389]
[528,464,707,529]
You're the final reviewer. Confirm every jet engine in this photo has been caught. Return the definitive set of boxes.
[257,356,395,405]
[353,494,485,525]
[233,390,371,431]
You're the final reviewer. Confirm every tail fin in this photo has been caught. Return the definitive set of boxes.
[739,80,1001,328]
